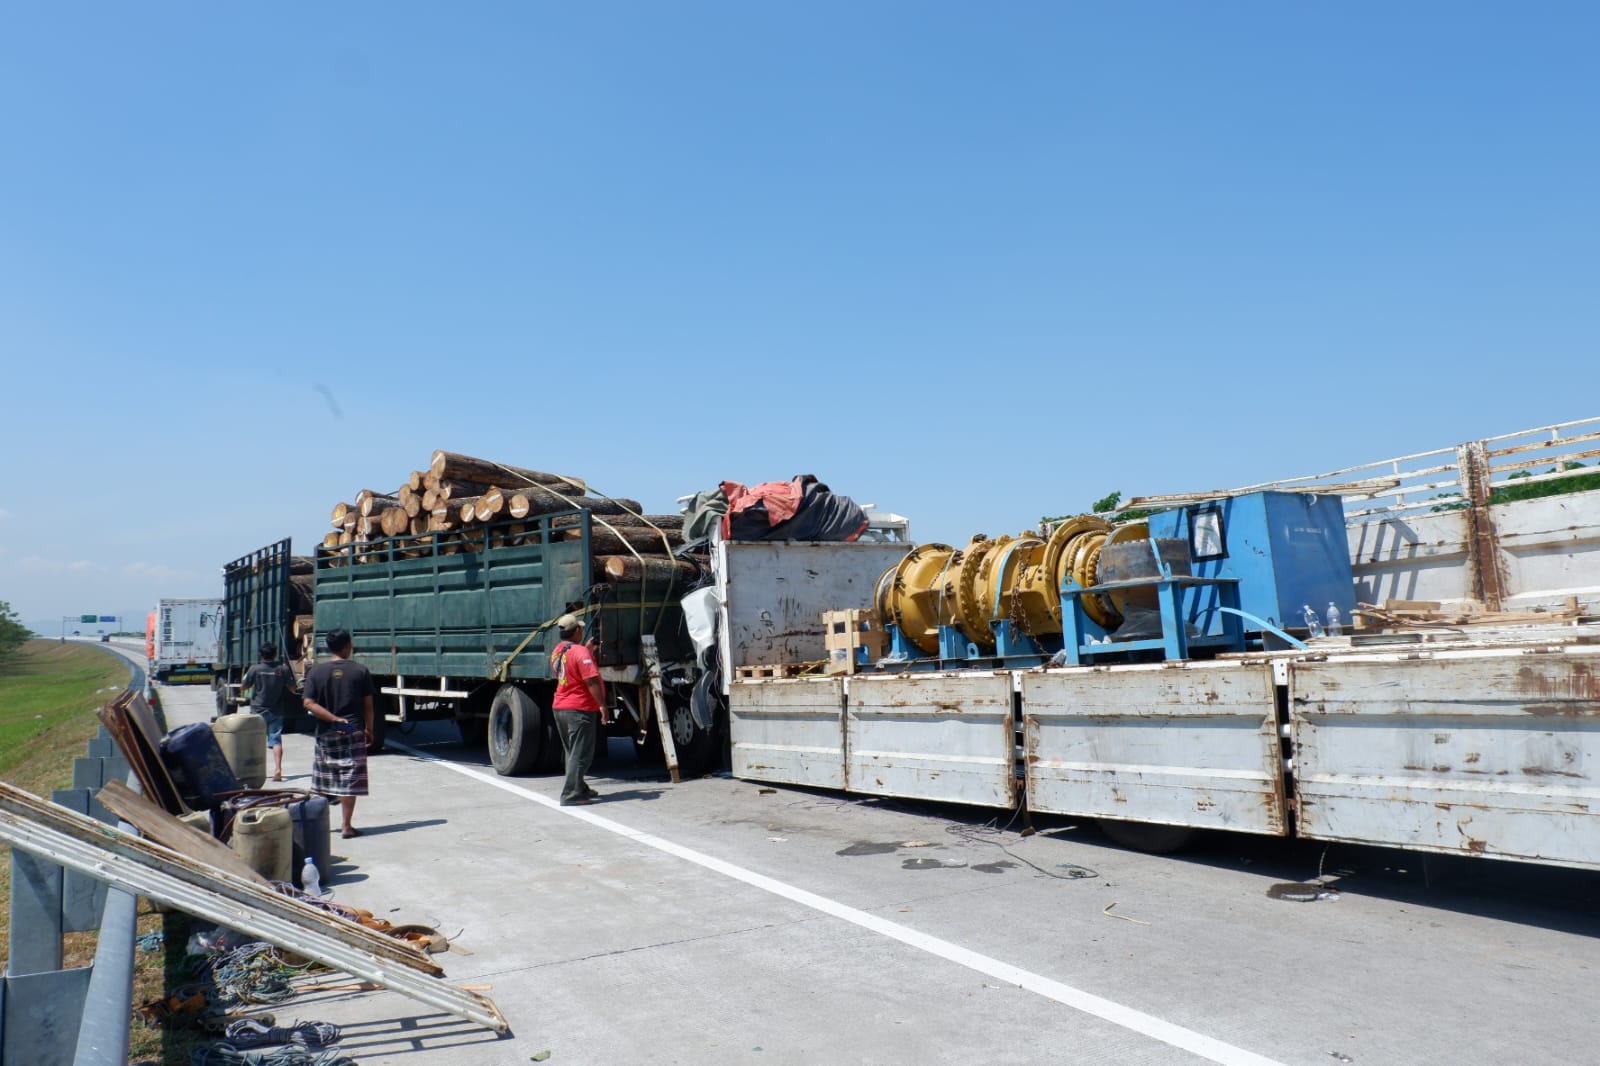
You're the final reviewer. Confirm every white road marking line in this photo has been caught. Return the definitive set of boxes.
[390,740,1287,1066]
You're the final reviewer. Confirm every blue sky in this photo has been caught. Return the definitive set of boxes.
[2,3,1596,630]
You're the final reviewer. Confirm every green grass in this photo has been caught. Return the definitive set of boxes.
[0,640,199,1065]
[0,639,131,783]
[0,639,132,963]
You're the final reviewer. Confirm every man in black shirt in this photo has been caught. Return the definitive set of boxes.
[241,643,296,781]
[301,628,375,839]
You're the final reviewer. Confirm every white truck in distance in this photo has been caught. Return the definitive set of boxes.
[150,598,223,681]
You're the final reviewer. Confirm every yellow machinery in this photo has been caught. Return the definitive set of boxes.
[951,534,1039,654]
[875,543,960,657]
[877,515,1139,659]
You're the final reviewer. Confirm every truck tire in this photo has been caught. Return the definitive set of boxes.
[1097,819,1195,855]
[488,685,541,775]
[668,698,715,779]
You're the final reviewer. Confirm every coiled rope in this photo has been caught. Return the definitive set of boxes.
[224,1017,342,1048]
[207,943,315,1006]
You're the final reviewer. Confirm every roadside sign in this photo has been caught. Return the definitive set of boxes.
[99,615,117,622]
[80,614,97,623]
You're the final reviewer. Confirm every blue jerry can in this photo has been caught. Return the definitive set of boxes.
[159,722,242,810]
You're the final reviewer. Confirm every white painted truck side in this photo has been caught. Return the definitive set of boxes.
[720,423,1600,869]
[152,598,223,676]
[1290,642,1600,869]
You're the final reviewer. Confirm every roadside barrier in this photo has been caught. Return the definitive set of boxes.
[0,730,138,1066]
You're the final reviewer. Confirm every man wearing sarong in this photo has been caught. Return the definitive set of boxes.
[302,628,375,839]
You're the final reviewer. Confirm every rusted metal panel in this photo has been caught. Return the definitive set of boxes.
[716,541,909,692]
[1456,439,1507,610]
[845,673,1016,808]
[1022,662,1287,835]
[1493,493,1600,610]
[729,678,846,790]
[1346,488,1600,614]
[1346,509,1475,608]
[1291,649,1600,869]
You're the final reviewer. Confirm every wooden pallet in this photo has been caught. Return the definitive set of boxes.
[1354,597,1586,631]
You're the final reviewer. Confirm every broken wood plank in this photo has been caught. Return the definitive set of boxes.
[96,779,267,885]
[1383,599,1442,613]
[98,694,187,815]
[0,780,506,1032]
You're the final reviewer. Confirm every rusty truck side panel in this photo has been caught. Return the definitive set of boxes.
[1291,647,1600,868]
[845,672,1016,808]
[729,677,847,790]
[1022,661,1288,835]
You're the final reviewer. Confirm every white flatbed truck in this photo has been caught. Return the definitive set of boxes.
[718,418,1600,871]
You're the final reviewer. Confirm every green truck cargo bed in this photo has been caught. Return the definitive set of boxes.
[221,538,294,673]
[312,518,690,682]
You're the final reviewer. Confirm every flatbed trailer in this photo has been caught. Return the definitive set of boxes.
[721,419,1600,870]
[730,630,1600,867]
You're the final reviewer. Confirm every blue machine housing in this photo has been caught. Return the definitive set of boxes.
[1145,491,1356,638]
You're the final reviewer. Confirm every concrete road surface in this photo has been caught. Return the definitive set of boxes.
[130,667,1599,1066]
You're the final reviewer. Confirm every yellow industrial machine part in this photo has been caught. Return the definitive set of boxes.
[877,543,960,656]
[879,515,1132,655]
[1012,515,1119,636]
[952,533,1042,653]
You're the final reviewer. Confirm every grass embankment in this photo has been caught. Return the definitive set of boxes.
[0,640,195,1064]
[0,639,131,960]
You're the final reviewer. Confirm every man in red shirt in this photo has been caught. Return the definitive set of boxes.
[551,613,610,805]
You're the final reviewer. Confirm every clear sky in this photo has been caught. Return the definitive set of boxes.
[2,3,1596,631]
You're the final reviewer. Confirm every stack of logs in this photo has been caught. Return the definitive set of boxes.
[320,451,700,587]
[286,555,316,662]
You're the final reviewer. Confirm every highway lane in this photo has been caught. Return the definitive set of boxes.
[68,635,148,696]
[133,673,1600,1066]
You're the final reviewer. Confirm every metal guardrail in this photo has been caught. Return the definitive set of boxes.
[1124,416,1600,520]
[0,732,137,1066]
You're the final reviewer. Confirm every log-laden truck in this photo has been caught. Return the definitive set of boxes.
[218,451,715,772]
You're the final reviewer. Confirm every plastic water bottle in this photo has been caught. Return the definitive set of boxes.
[1326,602,1343,638]
[1302,604,1324,638]
[302,856,323,896]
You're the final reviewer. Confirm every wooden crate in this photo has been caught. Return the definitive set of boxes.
[823,608,888,676]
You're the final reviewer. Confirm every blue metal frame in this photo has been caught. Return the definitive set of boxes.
[879,621,1058,671]
[1059,573,1244,665]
